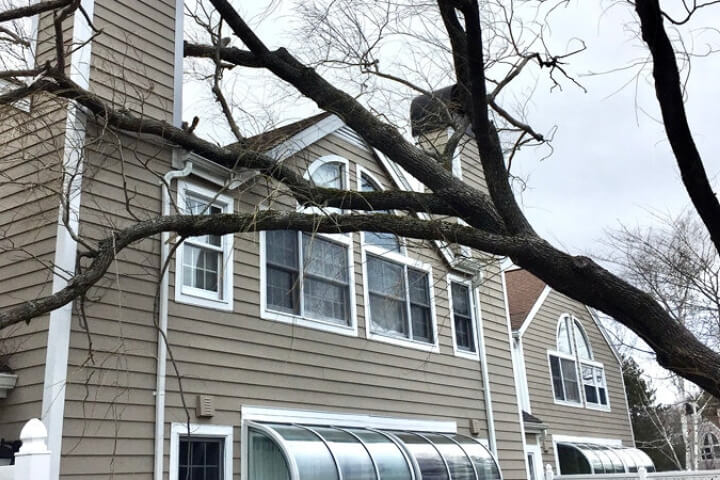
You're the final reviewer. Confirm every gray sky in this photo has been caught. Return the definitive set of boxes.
[184,0,720,402]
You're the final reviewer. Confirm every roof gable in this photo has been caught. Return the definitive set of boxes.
[505,268,547,330]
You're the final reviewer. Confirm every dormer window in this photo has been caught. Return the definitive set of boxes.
[549,314,609,410]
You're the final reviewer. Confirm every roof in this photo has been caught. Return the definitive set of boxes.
[233,112,333,152]
[522,411,548,433]
[522,410,544,425]
[505,268,547,331]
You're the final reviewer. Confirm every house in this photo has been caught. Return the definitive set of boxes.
[0,2,652,480]
[504,267,655,478]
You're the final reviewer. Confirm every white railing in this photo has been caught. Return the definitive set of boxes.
[0,419,50,480]
[547,464,720,480]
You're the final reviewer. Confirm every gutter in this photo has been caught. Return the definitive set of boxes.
[154,158,192,480]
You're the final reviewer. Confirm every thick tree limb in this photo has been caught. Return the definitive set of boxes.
[0,211,516,330]
[0,0,71,22]
[635,0,720,255]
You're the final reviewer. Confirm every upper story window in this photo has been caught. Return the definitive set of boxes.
[365,253,436,350]
[358,169,401,253]
[449,279,479,358]
[260,156,356,336]
[549,314,608,410]
[702,432,720,460]
[175,182,234,311]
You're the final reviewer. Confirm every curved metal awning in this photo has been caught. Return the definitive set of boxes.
[557,442,655,475]
[247,421,503,480]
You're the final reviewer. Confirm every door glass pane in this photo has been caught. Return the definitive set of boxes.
[527,453,536,480]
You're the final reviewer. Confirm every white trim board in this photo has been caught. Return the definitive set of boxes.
[41,3,95,480]
[516,285,552,337]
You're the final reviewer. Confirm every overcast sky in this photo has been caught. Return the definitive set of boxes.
[184,0,720,402]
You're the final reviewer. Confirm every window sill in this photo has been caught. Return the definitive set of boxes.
[453,348,480,361]
[552,399,585,409]
[175,289,233,311]
[261,309,357,336]
[585,403,611,412]
[367,331,439,353]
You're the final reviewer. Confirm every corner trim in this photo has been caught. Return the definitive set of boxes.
[41,3,95,480]
[517,285,552,337]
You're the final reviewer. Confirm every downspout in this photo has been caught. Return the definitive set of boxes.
[474,285,497,455]
[154,158,192,480]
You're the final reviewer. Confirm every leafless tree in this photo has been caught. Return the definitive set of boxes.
[1,0,720,401]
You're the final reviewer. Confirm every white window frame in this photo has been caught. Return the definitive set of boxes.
[174,181,234,311]
[259,229,357,336]
[447,274,480,360]
[303,154,351,216]
[547,350,583,408]
[549,314,610,411]
[361,245,438,352]
[581,359,611,411]
[169,422,233,480]
[356,165,406,255]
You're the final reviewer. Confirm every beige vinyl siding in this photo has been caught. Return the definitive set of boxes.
[0,87,70,438]
[521,289,634,467]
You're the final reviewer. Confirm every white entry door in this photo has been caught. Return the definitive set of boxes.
[526,442,544,480]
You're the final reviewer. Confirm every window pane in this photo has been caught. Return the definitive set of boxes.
[408,269,430,306]
[573,320,592,360]
[411,305,433,343]
[267,266,299,313]
[345,429,412,480]
[549,356,565,401]
[370,294,407,337]
[599,388,607,405]
[183,245,220,294]
[265,424,339,480]
[561,358,580,402]
[302,235,348,283]
[557,318,572,354]
[248,429,290,480]
[393,432,449,480]
[312,427,375,480]
[304,277,349,324]
[367,256,404,298]
[585,385,598,404]
[557,444,592,475]
[266,231,298,269]
[178,438,224,480]
[311,162,344,188]
[455,316,475,352]
[451,283,471,317]
[360,173,401,252]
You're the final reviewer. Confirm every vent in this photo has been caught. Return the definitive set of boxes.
[196,395,215,418]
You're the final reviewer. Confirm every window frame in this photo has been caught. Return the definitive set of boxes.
[447,274,481,360]
[547,350,583,408]
[303,154,351,216]
[581,359,611,411]
[169,422,233,480]
[702,432,720,460]
[174,181,234,311]
[549,314,610,411]
[361,246,438,352]
[356,165,406,256]
[259,229,358,336]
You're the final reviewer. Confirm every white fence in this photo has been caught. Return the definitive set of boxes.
[549,464,720,480]
[0,419,50,480]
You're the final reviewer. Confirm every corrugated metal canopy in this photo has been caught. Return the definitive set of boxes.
[557,442,655,475]
[247,421,503,480]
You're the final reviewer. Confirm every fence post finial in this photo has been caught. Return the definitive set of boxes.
[638,466,647,480]
[545,463,554,480]
[13,418,51,480]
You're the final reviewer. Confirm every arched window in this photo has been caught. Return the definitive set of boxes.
[307,155,348,189]
[702,432,720,460]
[550,315,608,409]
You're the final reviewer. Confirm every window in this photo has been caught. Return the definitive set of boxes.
[305,155,349,214]
[264,230,353,329]
[582,364,608,407]
[549,315,608,409]
[702,433,720,460]
[449,280,478,357]
[358,169,401,253]
[179,437,224,480]
[175,182,233,310]
[366,254,436,348]
[170,423,233,480]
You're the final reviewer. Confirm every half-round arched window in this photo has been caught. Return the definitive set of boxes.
[551,315,608,409]
[306,155,349,189]
[702,432,720,460]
